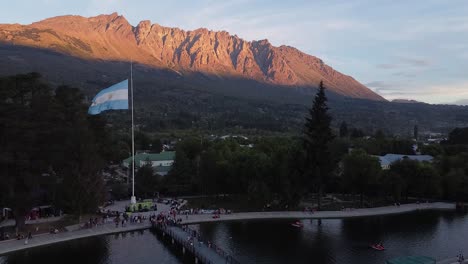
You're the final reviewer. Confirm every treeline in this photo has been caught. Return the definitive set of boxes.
[0,73,116,228]
[161,137,305,207]
[162,135,468,208]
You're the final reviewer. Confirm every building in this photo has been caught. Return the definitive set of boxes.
[122,151,175,176]
[377,154,434,170]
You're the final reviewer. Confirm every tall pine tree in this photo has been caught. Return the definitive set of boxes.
[339,121,348,138]
[303,81,335,210]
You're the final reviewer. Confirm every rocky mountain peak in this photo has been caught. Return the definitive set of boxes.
[0,13,386,101]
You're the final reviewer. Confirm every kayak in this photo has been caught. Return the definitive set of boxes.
[291,221,304,228]
[370,245,385,251]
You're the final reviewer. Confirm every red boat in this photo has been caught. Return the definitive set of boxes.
[291,221,304,228]
[370,244,385,251]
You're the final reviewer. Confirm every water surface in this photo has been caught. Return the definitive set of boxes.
[1,211,466,264]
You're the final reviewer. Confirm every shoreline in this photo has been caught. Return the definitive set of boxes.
[0,202,455,257]
[180,202,455,225]
[0,223,151,256]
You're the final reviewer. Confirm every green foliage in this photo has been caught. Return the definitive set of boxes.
[352,137,414,156]
[438,149,468,201]
[302,81,335,209]
[151,138,163,153]
[166,136,304,207]
[342,149,382,206]
[109,181,129,200]
[350,128,366,138]
[135,164,159,198]
[447,127,468,144]
[339,121,348,138]
[419,144,444,157]
[0,73,112,228]
[414,125,419,140]
[389,158,441,200]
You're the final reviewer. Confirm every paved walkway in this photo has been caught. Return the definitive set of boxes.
[0,221,151,256]
[180,202,455,225]
[0,216,64,228]
[0,202,455,257]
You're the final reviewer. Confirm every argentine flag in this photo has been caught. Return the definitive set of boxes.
[88,80,129,115]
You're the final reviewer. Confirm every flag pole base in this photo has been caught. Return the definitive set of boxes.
[130,196,137,204]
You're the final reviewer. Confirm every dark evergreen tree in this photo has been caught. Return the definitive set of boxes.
[150,138,163,153]
[302,81,335,210]
[350,128,365,138]
[447,127,468,144]
[414,125,419,141]
[52,86,107,219]
[339,121,349,138]
[135,164,159,198]
[375,129,385,141]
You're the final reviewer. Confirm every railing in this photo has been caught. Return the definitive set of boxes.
[181,226,240,264]
[153,222,240,264]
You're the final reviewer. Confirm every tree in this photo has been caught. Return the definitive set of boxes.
[150,138,163,153]
[303,81,335,210]
[165,148,194,193]
[350,128,365,138]
[375,129,385,141]
[135,164,159,198]
[135,132,151,150]
[342,149,381,207]
[380,170,405,202]
[447,127,468,144]
[0,73,56,231]
[52,86,107,219]
[339,121,349,138]
[389,158,420,200]
[414,125,419,141]
[0,74,119,228]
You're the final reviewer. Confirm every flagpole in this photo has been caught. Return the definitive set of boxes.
[130,61,136,204]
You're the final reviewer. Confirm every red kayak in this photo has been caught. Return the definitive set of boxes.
[370,244,385,251]
[291,221,304,228]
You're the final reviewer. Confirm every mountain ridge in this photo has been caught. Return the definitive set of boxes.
[0,12,385,101]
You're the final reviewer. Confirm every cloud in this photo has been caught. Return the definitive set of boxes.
[392,72,417,78]
[399,58,431,67]
[365,81,394,89]
[452,99,468,105]
[378,81,468,104]
[376,57,432,70]
[376,64,398,69]
[323,20,369,31]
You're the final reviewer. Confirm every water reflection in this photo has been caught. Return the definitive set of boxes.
[192,211,467,264]
[0,212,466,264]
[2,236,109,264]
[0,230,182,264]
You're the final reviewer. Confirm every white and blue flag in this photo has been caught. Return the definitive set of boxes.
[88,79,129,115]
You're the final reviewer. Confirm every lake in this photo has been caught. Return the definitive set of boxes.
[1,211,466,264]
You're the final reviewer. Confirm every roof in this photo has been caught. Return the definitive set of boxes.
[378,154,434,167]
[123,151,175,165]
[386,256,435,264]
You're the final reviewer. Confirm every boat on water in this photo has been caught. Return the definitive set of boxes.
[291,221,304,228]
[370,244,385,251]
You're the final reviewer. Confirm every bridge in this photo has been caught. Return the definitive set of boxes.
[152,222,239,264]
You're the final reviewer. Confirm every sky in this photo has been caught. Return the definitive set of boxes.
[1,0,468,104]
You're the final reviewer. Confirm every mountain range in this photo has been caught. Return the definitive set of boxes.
[0,13,467,134]
[0,12,383,101]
